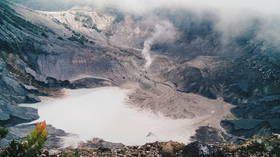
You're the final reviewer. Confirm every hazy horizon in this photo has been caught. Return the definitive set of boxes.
[13,0,280,15]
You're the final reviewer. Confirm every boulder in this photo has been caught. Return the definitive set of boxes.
[182,142,224,157]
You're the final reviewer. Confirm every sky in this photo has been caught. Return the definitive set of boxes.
[14,0,280,15]
[87,0,280,14]
[13,0,280,49]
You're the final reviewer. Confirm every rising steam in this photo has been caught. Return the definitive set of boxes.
[141,20,177,68]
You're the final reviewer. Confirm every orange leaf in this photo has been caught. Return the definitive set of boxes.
[36,122,41,130]
[41,120,47,130]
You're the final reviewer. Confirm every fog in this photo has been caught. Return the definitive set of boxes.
[21,87,199,146]
[14,0,280,51]
[14,0,280,15]
[83,0,280,15]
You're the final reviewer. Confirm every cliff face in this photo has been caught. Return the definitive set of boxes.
[0,0,280,147]
[0,0,41,125]
[0,0,141,124]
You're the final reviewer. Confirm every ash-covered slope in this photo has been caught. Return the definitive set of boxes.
[155,10,280,138]
[0,0,144,146]
[0,0,280,146]
[0,0,43,126]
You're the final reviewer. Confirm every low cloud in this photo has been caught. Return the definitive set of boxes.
[15,0,280,15]
[15,0,280,52]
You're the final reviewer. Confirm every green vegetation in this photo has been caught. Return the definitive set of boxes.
[0,0,44,34]
[0,121,80,157]
[57,36,64,40]
[90,25,102,33]
[74,12,102,32]
[68,31,89,45]
[0,127,8,139]
[0,121,48,157]
[74,12,89,22]
[52,18,71,31]
[68,34,88,45]
[41,32,49,38]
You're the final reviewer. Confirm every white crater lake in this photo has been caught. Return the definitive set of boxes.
[20,87,196,146]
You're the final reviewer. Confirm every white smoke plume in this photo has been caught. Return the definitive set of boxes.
[142,19,177,68]
[16,0,280,52]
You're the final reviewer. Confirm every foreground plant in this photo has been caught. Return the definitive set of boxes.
[0,121,48,157]
[0,127,8,139]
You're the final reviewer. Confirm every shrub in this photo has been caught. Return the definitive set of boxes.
[0,127,8,138]
[0,121,48,157]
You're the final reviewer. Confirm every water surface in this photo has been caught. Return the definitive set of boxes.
[21,87,195,146]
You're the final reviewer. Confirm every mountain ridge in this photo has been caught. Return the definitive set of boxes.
[0,0,279,150]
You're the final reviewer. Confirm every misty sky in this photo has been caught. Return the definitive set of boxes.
[14,0,280,15]
[85,0,280,14]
